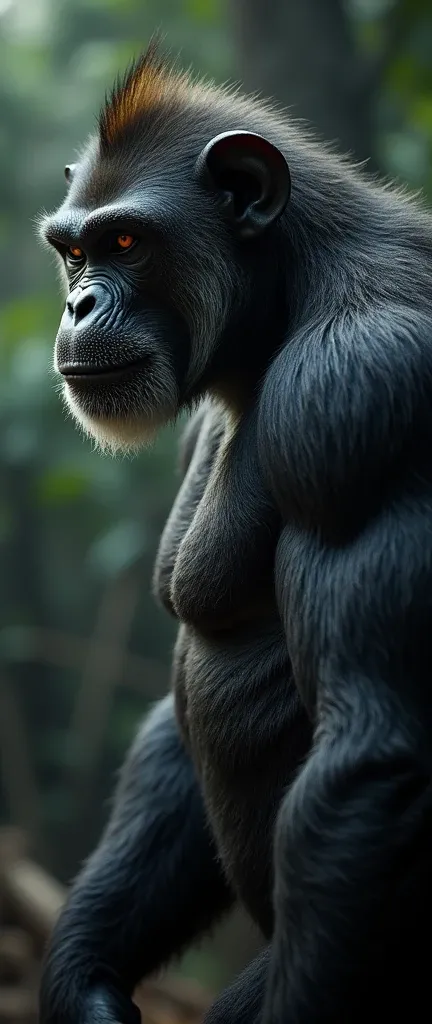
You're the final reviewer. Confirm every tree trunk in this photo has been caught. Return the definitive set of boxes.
[231,0,376,164]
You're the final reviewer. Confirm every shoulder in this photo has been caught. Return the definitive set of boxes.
[257,304,432,532]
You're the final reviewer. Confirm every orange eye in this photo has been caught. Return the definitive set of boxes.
[117,234,135,250]
[67,245,84,259]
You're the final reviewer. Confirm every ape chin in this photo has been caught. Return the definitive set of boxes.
[61,367,179,454]
[56,330,181,453]
[63,388,167,454]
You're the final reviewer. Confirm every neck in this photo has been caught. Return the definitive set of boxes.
[186,120,429,419]
[277,130,430,327]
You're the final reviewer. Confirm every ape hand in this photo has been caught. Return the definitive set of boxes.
[40,980,141,1024]
[79,985,141,1024]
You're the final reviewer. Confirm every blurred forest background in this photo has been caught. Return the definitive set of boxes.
[0,0,432,996]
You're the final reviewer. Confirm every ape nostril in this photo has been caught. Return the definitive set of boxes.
[64,285,107,328]
[74,292,96,323]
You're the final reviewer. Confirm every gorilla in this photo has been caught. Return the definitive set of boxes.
[39,44,432,1024]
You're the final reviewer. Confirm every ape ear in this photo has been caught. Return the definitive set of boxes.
[196,130,291,239]
[64,164,76,184]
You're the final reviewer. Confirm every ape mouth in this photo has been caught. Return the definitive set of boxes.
[59,357,150,386]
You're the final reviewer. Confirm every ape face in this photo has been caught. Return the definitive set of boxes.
[42,151,231,452]
[41,60,290,452]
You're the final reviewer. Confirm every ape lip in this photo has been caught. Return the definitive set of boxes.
[59,358,149,383]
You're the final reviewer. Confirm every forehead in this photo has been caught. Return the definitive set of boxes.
[45,119,214,248]
[64,109,212,219]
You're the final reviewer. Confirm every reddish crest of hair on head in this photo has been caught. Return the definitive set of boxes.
[98,41,189,150]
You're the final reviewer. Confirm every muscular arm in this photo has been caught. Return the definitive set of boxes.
[263,513,432,1023]
[40,693,233,1024]
[256,316,432,1022]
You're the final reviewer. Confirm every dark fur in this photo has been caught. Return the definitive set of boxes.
[40,48,432,1024]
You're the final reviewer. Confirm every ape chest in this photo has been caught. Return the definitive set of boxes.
[154,409,281,630]
[170,502,278,628]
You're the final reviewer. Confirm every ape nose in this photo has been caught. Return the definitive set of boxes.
[65,285,107,327]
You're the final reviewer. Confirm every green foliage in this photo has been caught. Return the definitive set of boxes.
[348,0,432,193]
[88,520,148,578]
[36,467,90,505]
[186,0,219,21]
